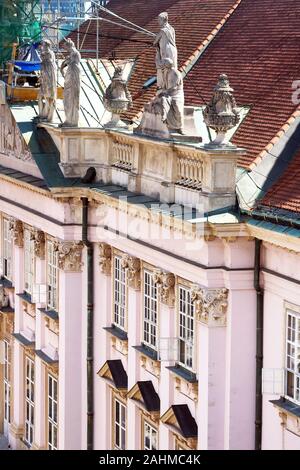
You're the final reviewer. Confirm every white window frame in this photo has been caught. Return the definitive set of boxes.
[2,218,12,280]
[143,420,158,450]
[113,397,126,450]
[48,374,58,450]
[4,339,11,424]
[143,270,158,350]
[47,240,58,311]
[285,309,300,404]
[24,228,35,296]
[178,285,195,371]
[25,357,35,447]
[113,255,127,330]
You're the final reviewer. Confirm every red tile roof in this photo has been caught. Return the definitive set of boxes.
[184,0,300,169]
[261,145,300,213]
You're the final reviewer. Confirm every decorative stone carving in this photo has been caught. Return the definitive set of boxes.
[38,40,57,123]
[175,376,198,402]
[99,243,112,275]
[0,285,9,308]
[153,269,175,307]
[104,67,132,128]
[203,74,240,147]
[137,58,184,138]
[140,355,161,379]
[9,218,23,247]
[191,285,228,326]
[60,39,81,127]
[121,254,141,290]
[0,104,33,162]
[153,12,178,90]
[31,230,45,259]
[57,241,83,272]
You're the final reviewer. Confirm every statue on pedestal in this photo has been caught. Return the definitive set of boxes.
[153,12,178,90]
[38,40,56,122]
[104,67,132,128]
[203,74,240,147]
[60,39,81,127]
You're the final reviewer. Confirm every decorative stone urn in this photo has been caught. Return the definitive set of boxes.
[203,74,240,147]
[104,67,132,128]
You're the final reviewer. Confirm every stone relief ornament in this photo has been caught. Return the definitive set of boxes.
[0,285,9,308]
[153,269,175,307]
[104,67,132,128]
[99,243,112,276]
[38,40,57,123]
[121,254,141,290]
[31,230,45,259]
[0,104,32,161]
[9,218,24,247]
[191,285,228,326]
[203,73,240,147]
[60,39,81,127]
[57,241,83,272]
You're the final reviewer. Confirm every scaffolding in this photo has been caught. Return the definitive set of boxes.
[0,1,43,66]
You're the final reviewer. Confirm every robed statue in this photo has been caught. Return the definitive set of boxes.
[153,12,178,90]
[38,40,56,122]
[60,39,81,127]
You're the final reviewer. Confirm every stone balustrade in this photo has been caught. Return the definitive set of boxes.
[112,140,133,171]
[41,124,245,212]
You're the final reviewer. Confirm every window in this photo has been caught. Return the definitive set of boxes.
[286,310,300,404]
[113,397,126,450]
[2,218,12,280]
[113,256,126,330]
[24,229,35,295]
[47,240,58,311]
[178,286,195,371]
[143,420,157,450]
[25,357,35,446]
[143,270,158,350]
[4,339,11,424]
[48,375,58,450]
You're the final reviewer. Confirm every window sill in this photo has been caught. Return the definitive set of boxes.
[133,344,158,361]
[103,325,128,341]
[35,349,59,365]
[38,308,59,321]
[270,397,300,419]
[0,306,14,314]
[166,364,197,383]
[13,332,35,349]
[0,277,14,289]
[16,292,35,305]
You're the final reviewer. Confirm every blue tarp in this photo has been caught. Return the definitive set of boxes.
[14,43,41,72]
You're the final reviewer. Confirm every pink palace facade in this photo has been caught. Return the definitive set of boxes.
[0,0,300,452]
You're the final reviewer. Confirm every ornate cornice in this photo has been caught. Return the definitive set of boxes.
[121,254,141,290]
[9,218,23,247]
[99,242,112,275]
[57,241,83,272]
[153,269,175,307]
[31,230,45,259]
[191,285,228,326]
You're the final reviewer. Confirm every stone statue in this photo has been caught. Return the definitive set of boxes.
[38,40,56,122]
[104,66,132,128]
[158,58,184,134]
[60,39,81,127]
[203,74,240,146]
[153,12,178,90]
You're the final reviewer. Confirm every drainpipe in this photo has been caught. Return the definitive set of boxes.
[254,238,263,450]
[82,197,94,450]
